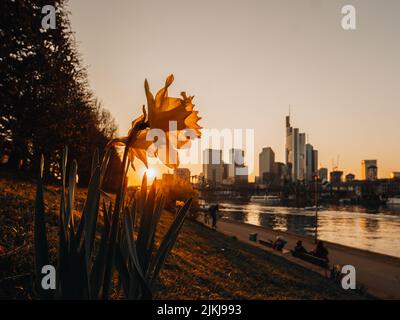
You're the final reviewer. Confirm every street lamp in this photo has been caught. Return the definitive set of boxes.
[314,174,318,244]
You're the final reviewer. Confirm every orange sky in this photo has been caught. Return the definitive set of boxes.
[68,0,400,181]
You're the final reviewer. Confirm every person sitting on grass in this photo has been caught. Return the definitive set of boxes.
[293,240,308,255]
[310,240,329,261]
[272,236,287,251]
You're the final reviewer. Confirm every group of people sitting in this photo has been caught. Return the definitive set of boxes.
[201,202,329,262]
[293,239,329,261]
[272,236,329,262]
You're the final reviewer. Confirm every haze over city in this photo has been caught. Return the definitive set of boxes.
[68,0,400,180]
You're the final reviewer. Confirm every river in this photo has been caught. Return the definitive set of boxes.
[218,202,400,258]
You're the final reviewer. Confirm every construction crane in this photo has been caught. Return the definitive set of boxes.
[332,154,340,171]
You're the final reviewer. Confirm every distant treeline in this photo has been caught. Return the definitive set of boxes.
[0,0,118,185]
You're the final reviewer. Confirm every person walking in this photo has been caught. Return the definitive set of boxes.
[209,204,219,229]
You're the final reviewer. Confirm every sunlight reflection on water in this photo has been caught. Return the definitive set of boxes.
[219,202,400,258]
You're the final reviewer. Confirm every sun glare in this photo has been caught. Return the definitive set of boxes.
[145,167,158,180]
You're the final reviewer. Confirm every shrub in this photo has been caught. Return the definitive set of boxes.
[161,178,200,220]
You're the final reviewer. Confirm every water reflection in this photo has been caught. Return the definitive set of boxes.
[361,217,380,233]
[219,202,400,258]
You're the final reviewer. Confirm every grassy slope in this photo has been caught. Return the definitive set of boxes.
[0,175,368,299]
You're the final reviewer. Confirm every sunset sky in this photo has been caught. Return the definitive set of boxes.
[68,0,400,180]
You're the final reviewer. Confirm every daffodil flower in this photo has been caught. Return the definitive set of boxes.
[143,75,202,168]
[108,75,201,170]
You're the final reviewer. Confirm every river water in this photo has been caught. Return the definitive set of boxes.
[218,202,400,258]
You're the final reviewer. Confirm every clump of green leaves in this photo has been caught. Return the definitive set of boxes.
[34,146,192,299]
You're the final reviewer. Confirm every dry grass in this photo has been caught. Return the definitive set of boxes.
[154,213,368,299]
[0,174,368,299]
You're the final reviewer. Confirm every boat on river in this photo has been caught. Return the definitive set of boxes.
[387,196,400,205]
[304,205,324,211]
[249,195,281,206]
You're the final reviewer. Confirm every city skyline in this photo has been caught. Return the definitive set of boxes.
[132,112,398,185]
[68,0,400,180]
[185,112,399,185]
[2,0,400,302]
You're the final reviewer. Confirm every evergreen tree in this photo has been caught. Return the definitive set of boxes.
[0,0,117,185]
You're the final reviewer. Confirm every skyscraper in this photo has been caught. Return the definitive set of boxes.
[285,115,309,181]
[345,173,356,182]
[305,144,319,182]
[330,171,343,184]
[285,115,295,180]
[226,148,248,184]
[361,160,378,181]
[319,167,328,181]
[259,147,275,183]
[202,149,224,185]
[306,144,314,182]
[298,133,306,181]
[312,149,318,177]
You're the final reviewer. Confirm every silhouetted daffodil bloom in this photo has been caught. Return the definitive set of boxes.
[143,74,202,168]
[111,75,202,169]
[145,74,202,138]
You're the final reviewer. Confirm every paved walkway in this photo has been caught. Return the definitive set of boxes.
[200,217,400,299]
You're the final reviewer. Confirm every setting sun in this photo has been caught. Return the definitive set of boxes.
[128,158,168,186]
[145,167,158,180]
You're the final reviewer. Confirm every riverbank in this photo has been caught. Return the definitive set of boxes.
[0,175,368,299]
[208,217,400,299]
[217,202,400,258]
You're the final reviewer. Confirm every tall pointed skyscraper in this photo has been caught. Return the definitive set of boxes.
[285,113,310,182]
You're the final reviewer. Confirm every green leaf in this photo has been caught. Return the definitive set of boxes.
[99,147,112,187]
[34,155,51,299]
[81,166,101,260]
[114,242,131,298]
[102,199,111,236]
[102,193,121,299]
[145,194,165,278]
[65,160,77,230]
[136,177,156,274]
[122,207,152,299]
[89,212,110,299]
[60,146,68,228]
[149,198,192,288]
[91,148,99,176]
